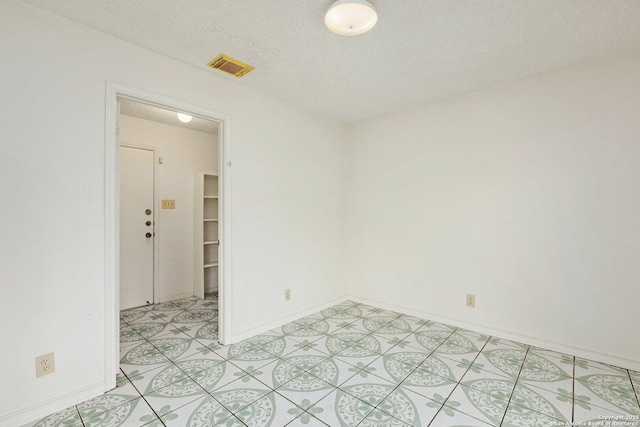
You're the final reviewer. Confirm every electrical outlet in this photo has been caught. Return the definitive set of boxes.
[466,294,476,308]
[35,352,55,377]
[285,289,291,301]
[161,199,175,209]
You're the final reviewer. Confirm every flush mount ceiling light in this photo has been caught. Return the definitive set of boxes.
[177,113,192,123]
[325,0,378,36]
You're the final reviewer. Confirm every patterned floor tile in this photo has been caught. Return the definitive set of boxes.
[515,369,574,396]
[320,318,359,334]
[573,397,640,425]
[410,329,453,353]
[310,389,376,427]
[321,305,365,320]
[376,387,440,426]
[424,354,472,382]
[393,314,430,332]
[28,296,640,427]
[337,373,395,407]
[510,382,571,422]
[432,332,483,363]
[475,346,527,380]
[197,362,252,394]
[160,394,237,426]
[445,383,510,426]
[575,357,629,377]
[501,402,564,427]
[429,404,493,426]
[284,411,330,426]
[80,396,157,427]
[143,376,207,418]
[234,391,301,426]
[276,378,336,412]
[25,406,84,427]
[147,336,205,362]
[574,373,640,415]
[246,358,296,389]
[397,369,458,405]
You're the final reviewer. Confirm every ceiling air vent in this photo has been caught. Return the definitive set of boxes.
[207,54,255,78]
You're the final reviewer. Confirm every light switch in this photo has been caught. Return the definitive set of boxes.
[162,199,175,209]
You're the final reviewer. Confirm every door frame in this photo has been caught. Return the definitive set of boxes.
[119,144,159,307]
[105,82,233,391]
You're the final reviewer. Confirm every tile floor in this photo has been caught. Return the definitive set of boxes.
[28,298,640,426]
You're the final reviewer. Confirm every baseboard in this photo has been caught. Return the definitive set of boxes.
[229,296,351,344]
[349,296,640,373]
[157,292,194,303]
[0,381,105,427]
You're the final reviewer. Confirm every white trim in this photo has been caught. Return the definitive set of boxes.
[349,295,640,372]
[104,82,118,390]
[104,81,233,390]
[157,291,195,303]
[0,381,105,427]
[230,296,350,344]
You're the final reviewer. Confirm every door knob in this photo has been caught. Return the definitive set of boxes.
[145,221,152,226]
[146,232,152,238]
[145,209,152,215]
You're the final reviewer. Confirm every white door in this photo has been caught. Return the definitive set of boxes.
[120,146,154,310]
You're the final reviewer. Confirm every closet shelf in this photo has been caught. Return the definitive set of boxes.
[204,262,219,268]
[204,240,219,245]
[204,196,219,199]
[203,219,219,222]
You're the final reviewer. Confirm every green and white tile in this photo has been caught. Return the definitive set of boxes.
[575,373,640,415]
[210,385,274,419]
[276,378,336,412]
[411,329,453,353]
[575,357,629,377]
[151,299,197,312]
[445,383,510,426]
[234,391,301,427]
[376,386,440,426]
[510,382,571,422]
[338,374,395,407]
[161,394,236,426]
[26,406,84,427]
[197,362,252,394]
[310,389,376,427]
[501,402,564,427]
[80,396,156,427]
[398,369,458,405]
[228,335,286,361]
[476,347,527,379]
[429,404,492,427]
[143,376,207,417]
[284,411,329,426]
[321,305,364,320]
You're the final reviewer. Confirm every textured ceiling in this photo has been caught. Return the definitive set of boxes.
[119,98,218,135]
[22,0,640,123]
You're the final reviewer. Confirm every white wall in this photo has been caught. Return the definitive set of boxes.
[119,114,218,302]
[0,1,347,424]
[347,52,640,369]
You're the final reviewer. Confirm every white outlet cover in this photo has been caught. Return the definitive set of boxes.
[35,352,55,378]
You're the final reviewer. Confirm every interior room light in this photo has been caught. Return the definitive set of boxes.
[177,113,192,123]
[325,0,378,36]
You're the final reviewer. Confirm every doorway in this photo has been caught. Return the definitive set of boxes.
[105,83,232,392]
[119,145,155,310]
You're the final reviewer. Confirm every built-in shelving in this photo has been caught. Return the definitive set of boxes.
[194,173,219,298]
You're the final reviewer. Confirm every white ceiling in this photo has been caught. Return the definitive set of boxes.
[23,0,640,123]
[119,98,219,135]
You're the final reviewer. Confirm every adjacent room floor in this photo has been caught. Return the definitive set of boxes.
[27,299,640,426]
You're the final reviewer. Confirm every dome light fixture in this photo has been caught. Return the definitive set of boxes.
[177,113,192,123]
[325,0,378,36]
